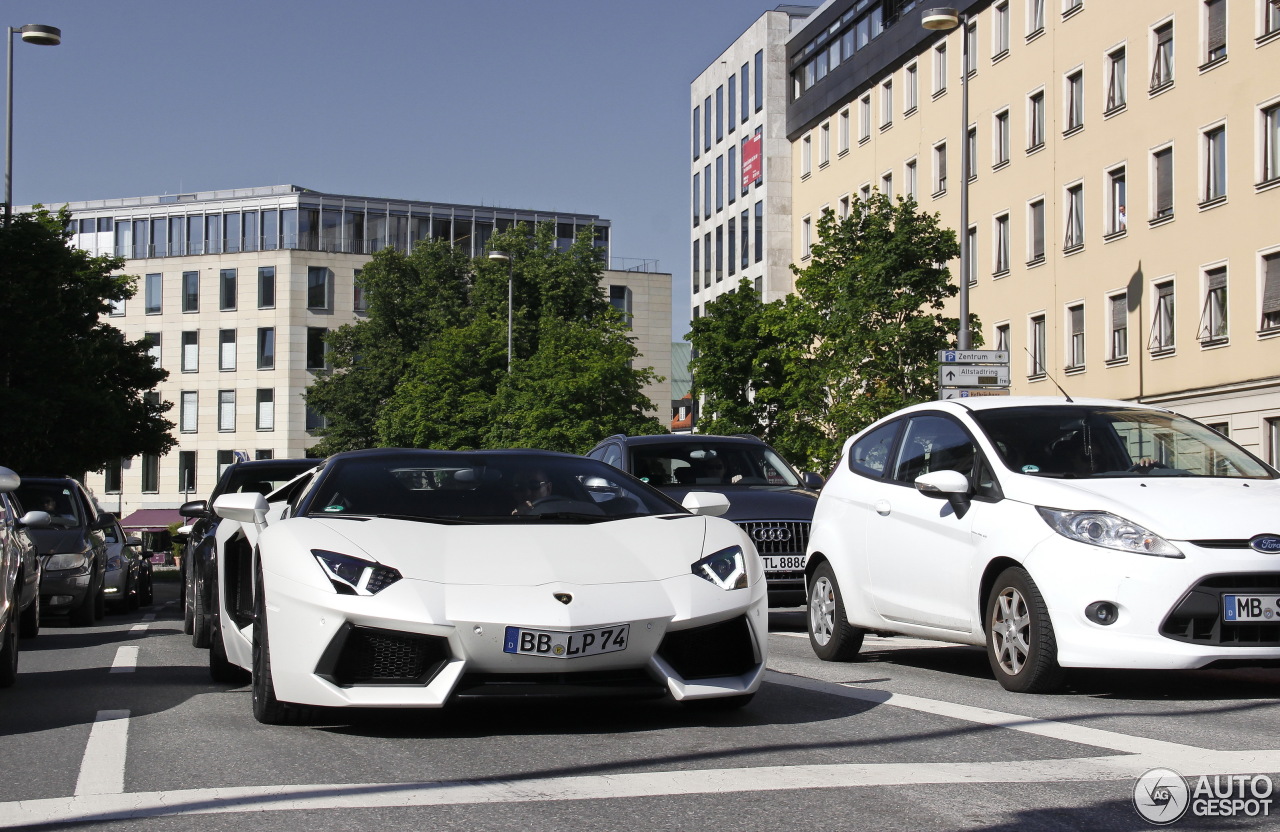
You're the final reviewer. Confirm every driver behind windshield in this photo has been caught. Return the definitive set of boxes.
[510,469,552,515]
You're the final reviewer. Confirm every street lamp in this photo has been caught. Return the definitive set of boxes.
[5,24,60,225]
[922,8,971,349]
[488,250,514,372]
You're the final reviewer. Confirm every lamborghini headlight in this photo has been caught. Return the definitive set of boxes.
[692,545,748,590]
[312,549,403,595]
[1036,507,1183,558]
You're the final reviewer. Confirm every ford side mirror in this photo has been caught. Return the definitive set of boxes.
[914,470,972,518]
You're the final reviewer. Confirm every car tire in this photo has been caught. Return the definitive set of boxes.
[139,571,153,607]
[127,574,140,611]
[69,577,97,627]
[0,619,17,688]
[807,562,865,662]
[251,564,311,725]
[19,589,40,639]
[191,572,212,649]
[92,574,106,621]
[182,563,195,635]
[985,567,1066,694]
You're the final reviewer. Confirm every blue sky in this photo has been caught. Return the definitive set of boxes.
[6,0,774,338]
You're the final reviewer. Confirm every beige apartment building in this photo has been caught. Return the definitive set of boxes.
[23,185,670,517]
[786,0,1280,463]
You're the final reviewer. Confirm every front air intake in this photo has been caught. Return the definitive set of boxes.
[657,615,758,680]
[315,624,451,686]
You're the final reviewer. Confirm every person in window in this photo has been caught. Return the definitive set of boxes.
[511,469,552,515]
[1117,204,1127,231]
[696,456,729,484]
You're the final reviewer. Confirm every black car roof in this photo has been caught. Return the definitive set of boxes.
[325,447,586,462]
[603,434,767,447]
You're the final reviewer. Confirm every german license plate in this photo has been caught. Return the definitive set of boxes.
[502,624,629,658]
[762,555,805,572]
[1223,595,1280,622]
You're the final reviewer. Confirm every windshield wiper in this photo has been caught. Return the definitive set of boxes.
[315,512,478,525]
[522,511,610,523]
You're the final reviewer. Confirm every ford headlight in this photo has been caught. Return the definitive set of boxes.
[1036,508,1183,558]
[692,545,748,590]
[45,553,90,572]
[312,550,402,595]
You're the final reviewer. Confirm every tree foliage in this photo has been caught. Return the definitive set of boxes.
[307,222,665,455]
[688,194,976,472]
[0,209,173,475]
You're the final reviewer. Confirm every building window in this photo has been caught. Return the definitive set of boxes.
[692,105,700,160]
[703,233,711,288]
[1269,418,1280,469]
[934,142,948,194]
[307,266,331,310]
[307,327,329,370]
[1266,0,1280,38]
[1028,198,1046,263]
[218,268,236,311]
[257,266,275,309]
[819,123,830,166]
[996,323,1010,352]
[144,273,162,312]
[180,391,197,433]
[703,163,711,218]
[1151,21,1175,90]
[139,453,159,494]
[102,459,122,494]
[218,390,235,432]
[1110,293,1129,360]
[1204,0,1227,63]
[1106,47,1127,112]
[1199,267,1229,343]
[354,269,367,313]
[257,327,275,370]
[1065,70,1084,132]
[144,332,161,367]
[1203,125,1227,203]
[1030,315,1047,376]
[1067,304,1086,369]
[755,50,763,112]
[994,2,1010,56]
[859,95,871,142]
[838,196,850,219]
[219,329,236,371]
[256,449,274,460]
[993,110,1010,167]
[1264,103,1280,185]
[1028,90,1045,149]
[838,109,850,154]
[728,146,737,205]
[906,159,918,200]
[108,297,125,317]
[905,64,918,113]
[256,388,274,431]
[933,42,947,95]
[965,21,978,75]
[1064,184,1084,250]
[182,271,200,313]
[703,96,711,152]
[802,216,812,258]
[692,172,700,227]
[217,450,235,479]
[1261,252,1280,331]
[1029,0,1045,35]
[727,219,736,277]
[740,209,750,269]
[728,76,736,136]
[1150,281,1176,352]
[966,127,977,180]
[965,226,977,286]
[881,80,893,128]
[1064,0,1083,15]
[715,155,724,211]
[1153,146,1175,219]
[305,406,327,432]
[181,331,198,372]
[1107,167,1128,235]
[881,172,893,199]
[741,62,750,122]
[715,226,724,282]
[754,201,763,263]
[691,241,699,292]
[994,214,1010,275]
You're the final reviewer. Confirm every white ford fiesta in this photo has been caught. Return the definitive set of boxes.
[209,448,767,724]
[805,397,1280,693]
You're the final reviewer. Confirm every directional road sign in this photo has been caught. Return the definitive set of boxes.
[938,349,1010,364]
[939,364,1011,387]
[940,388,1012,399]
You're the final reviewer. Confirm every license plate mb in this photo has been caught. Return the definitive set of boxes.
[502,624,629,658]
[1223,594,1280,622]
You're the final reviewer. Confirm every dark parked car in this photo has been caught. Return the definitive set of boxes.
[14,476,110,626]
[101,518,151,612]
[1,467,39,685]
[179,458,319,648]
[587,434,823,606]
[1,478,43,642]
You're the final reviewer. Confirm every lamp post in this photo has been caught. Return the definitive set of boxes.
[488,250,514,371]
[5,24,60,225]
[922,8,970,349]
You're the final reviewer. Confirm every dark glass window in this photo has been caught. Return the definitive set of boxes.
[307,327,329,370]
[754,51,763,112]
[219,268,237,311]
[145,273,162,314]
[307,267,330,310]
[257,327,275,370]
[182,270,199,312]
[258,266,275,309]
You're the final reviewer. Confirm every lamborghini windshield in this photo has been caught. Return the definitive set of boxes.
[972,406,1274,479]
[303,450,686,522]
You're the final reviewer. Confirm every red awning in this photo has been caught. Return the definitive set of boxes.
[119,508,187,532]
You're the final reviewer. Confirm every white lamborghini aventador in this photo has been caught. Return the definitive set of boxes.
[209,448,768,724]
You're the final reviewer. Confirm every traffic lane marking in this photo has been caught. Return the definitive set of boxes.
[772,631,950,650]
[73,710,130,796]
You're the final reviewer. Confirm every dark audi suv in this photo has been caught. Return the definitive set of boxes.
[587,434,822,606]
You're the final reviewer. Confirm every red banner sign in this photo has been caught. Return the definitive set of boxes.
[741,133,762,190]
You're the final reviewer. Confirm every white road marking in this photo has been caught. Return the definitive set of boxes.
[109,646,139,673]
[7,673,1280,826]
[772,631,950,649]
[130,623,149,633]
[73,710,130,797]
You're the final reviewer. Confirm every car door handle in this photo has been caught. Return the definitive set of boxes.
[874,499,892,516]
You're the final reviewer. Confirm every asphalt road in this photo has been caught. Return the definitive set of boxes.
[3,578,1279,831]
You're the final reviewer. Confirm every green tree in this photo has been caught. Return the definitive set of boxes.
[309,223,665,454]
[687,194,973,473]
[0,208,173,475]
